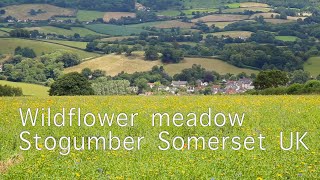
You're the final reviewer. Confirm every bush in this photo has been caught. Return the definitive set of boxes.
[286,83,303,94]
[49,72,94,96]
[0,84,23,96]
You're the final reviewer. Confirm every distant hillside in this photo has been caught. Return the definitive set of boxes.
[0,0,135,11]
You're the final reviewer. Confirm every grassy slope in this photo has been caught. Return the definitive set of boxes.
[0,80,49,96]
[275,36,298,42]
[0,38,98,60]
[41,40,88,49]
[85,24,147,36]
[65,53,257,76]
[304,57,320,77]
[164,57,258,76]
[76,10,105,21]
[204,31,253,38]
[24,26,104,36]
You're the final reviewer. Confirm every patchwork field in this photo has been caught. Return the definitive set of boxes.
[24,26,104,37]
[85,24,147,36]
[65,53,257,76]
[0,96,319,179]
[0,80,49,97]
[192,14,249,23]
[304,57,320,77]
[103,12,136,22]
[1,4,75,21]
[0,38,98,59]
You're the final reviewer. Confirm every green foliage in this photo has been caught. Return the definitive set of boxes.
[138,0,181,10]
[0,84,23,96]
[173,64,220,83]
[290,70,310,84]
[9,29,30,38]
[253,70,289,90]
[144,46,159,61]
[49,72,94,96]
[4,58,47,83]
[161,48,184,64]
[14,46,36,58]
[0,0,135,11]
[92,77,130,95]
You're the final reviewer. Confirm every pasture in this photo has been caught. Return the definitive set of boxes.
[1,4,75,21]
[0,38,98,60]
[76,10,105,22]
[41,40,89,49]
[0,96,319,179]
[304,57,320,77]
[128,20,195,29]
[24,26,104,37]
[85,24,147,36]
[65,54,161,76]
[275,36,298,42]
[65,53,257,76]
[204,31,253,38]
[0,80,49,97]
[103,12,136,22]
[191,14,249,23]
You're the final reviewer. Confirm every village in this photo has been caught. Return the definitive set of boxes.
[141,78,254,95]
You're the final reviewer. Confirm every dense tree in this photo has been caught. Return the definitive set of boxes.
[144,46,159,61]
[161,48,184,63]
[49,72,94,96]
[290,70,310,84]
[14,47,36,58]
[92,77,130,95]
[253,70,289,90]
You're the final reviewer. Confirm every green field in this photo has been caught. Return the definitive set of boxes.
[76,10,105,22]
[24,26,104,37]
[275,36,298,42]
[0,31,9,37]
[182,0,218,8]
[304,57,320,77]
[0,80,49,96]
[0,38,98,60]
[42,40,88,49]
[156,10,181,17]
[0,96,319,179]
[85,24,147,36]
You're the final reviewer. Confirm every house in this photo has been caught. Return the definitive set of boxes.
[0,64,3,72]
[147,83,155,89]
[158,86,170,92]
[211,85,221,94]
[171,81,187,88]
[196,80,209,87]
[187,86,195,93]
